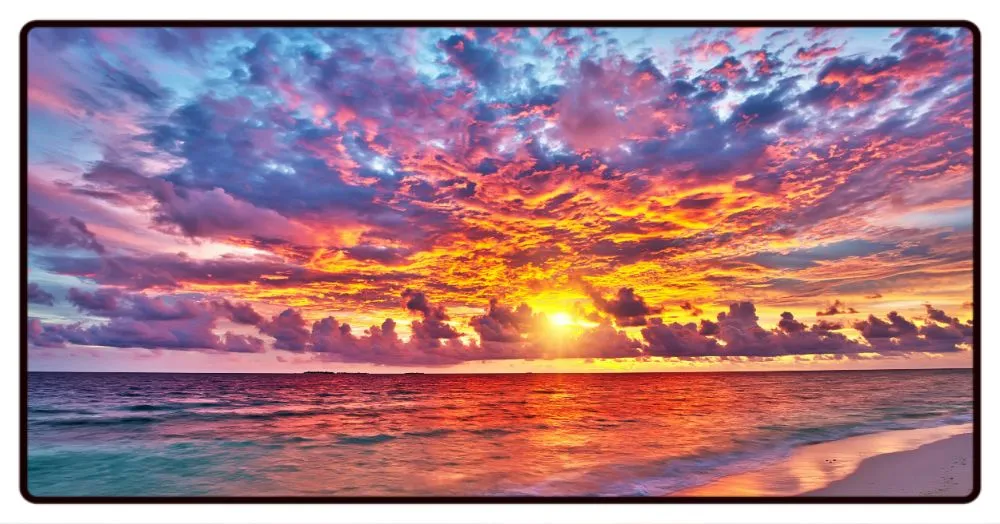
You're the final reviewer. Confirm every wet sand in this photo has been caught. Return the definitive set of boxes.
[804,433,972,497]
[673,424,973,497]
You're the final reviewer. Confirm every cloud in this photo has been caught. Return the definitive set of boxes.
[816,299,859,317]
[255,311,471,366]
[683,39,735,60]
[30,295,974,363]
[794,42,842,63]
[923,304,973,337]
[853,311,917,338]
[679,301,703,317]
[469,298,537,343]
[571,320,642,359]
[801,54,910,109]
[342,244,412,265]
[260,308,311,352]
[401,289,446,320]
[31,288,268,352]
[851,307,970,354]
[27,314,253,353]
[777,311,806,333]
[639,305,878,358]
[925,304,958,324]
[401,289,460,340]
[642,319,719,357]
[214,299,265,326]
[25,27,974,369]
[39,251,418,291]
[221,333,267,353]
[812,319,844,332]
[67,287,123,315]
[81,162,311,243]
[439,34,506,90]
[410,317,461,340]
[27,283,56,306]
[587,286,662,327]
[747,240,894,271]
[27,205,105,253]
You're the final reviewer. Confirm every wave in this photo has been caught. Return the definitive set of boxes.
[37,415,161,428]
[31,403,433,429]
[506,411,973,497]
[468,428,518,437]
[29,407,98,415]
[403,428,454,438]
[122,404,170,412]
[387,389,421,395]
[335,434,397,445]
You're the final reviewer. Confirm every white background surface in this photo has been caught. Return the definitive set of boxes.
[1,1,994,522]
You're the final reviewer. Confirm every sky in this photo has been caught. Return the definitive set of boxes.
[25,25,975,373]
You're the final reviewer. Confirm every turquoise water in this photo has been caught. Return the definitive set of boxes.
[27,369,973,497]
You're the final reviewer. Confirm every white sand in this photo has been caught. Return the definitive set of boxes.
[804,433,972,497]
[673,424,973,497]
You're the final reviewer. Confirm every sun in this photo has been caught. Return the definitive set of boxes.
[548,312,575,327]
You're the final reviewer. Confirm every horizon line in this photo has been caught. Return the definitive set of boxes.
[25,366,973,376]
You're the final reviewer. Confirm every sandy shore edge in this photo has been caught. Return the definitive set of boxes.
[672,423,973,497]
[803,433,972,497]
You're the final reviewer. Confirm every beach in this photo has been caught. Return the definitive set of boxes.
[805,433,973,497]
[675,424,973,497]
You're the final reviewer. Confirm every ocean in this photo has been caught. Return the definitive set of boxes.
[26,369,973,497]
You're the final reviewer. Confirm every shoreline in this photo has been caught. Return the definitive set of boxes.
[803,433,972,497]
[673,423,973,497]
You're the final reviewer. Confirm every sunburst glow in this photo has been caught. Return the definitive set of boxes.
[548,312,575,327]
